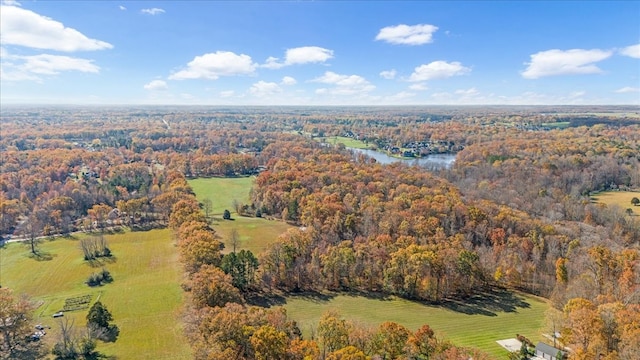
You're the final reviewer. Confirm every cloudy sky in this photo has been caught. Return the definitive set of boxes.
[1,1,639,105]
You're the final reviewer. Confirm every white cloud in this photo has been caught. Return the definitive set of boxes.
[619,43,640,58]
[409,61,471,82]
[467,90,623,106]
[522,49,612,79]
[219,90,235,98]
[169,51,256,80]
[568,91,586,98]
[119,5,126,10]
[263,57,280,69]
[312,71,375,95]
[1,1,21,6]
[281,76,297,85]
[286,46,333,64]
[1,52,100,81]
[0,64,40,81]
[379,69,397,79]
[455,87,479,96]
[22,54,99,74]
[144,80,168,91]
[249,81,282,97]
[262,46,333,69]
[615,86,640,93]
[141,8,165,15]
[409,83,428,91]
[0,5,113,52]
[387,91,416,101]
[375,24,438,45]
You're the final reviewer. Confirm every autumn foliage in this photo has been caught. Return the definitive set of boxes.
[1,106,639,359]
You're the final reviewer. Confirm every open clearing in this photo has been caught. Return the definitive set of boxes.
[189,177,292,254]
[281,289,549,359]
[188,176,254,215]
[212,216,292,255]
[592,190,640,215]
[315,136,373,149]
[541,121,570,129]
[0,229,191,360]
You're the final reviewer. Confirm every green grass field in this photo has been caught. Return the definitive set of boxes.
[0,229,191,360]
[188,176,254,215]
[282,289,549,359]
[315,136,373,149]
[592,190,640,216]
[541,121,570,129]
[188,177,293,254]
[212,216,292,255]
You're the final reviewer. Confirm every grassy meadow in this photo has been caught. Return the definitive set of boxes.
[0,229,191,360]
[541,121,571,129]
[211,216,292,255]
[316,136,373,149]
[282,289,549,359]
[188,176,254,215]
[592,190,640,215]
[188,177,293,254]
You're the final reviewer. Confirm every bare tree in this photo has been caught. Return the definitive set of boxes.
[52,318,78,359]
[232,199,242,216]
[0,290,46,360]
[51,318,98,359]
[230,228,239,254]
[80,235,111,261]
[202,198,213,219]
[21,214,43,256]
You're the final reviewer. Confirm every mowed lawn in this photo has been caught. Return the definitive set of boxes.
[283,290,549,359]
[592,190,640,215]
[212,216,292,255]
[189,176,292,254]
[0,229,191,360]
[188,176,254,215]
[316,136,373,149]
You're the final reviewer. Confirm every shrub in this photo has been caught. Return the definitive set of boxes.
[86,273,102,287]
[86,268,113,287]
[100,268,113,283]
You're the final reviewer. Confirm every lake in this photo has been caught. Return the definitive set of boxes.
[350,148,456,169]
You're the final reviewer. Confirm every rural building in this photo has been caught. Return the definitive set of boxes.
[535,342,566,360]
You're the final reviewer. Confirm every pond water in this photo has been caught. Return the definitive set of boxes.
[350,148,456,169]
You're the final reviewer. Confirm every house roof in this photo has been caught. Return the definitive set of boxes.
[535,342,565,356]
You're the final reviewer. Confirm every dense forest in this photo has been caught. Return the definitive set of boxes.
[1,106,639,359]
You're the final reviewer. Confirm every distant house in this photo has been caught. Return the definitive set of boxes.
[108,208,121,220]
[535,342,566,360]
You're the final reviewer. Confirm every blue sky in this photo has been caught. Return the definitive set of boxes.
[1,0,639,105]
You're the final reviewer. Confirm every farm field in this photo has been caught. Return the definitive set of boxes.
[188,176,254,215]
[282,289,549,359]
[592,190,640,216]
[0,229,191,360]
